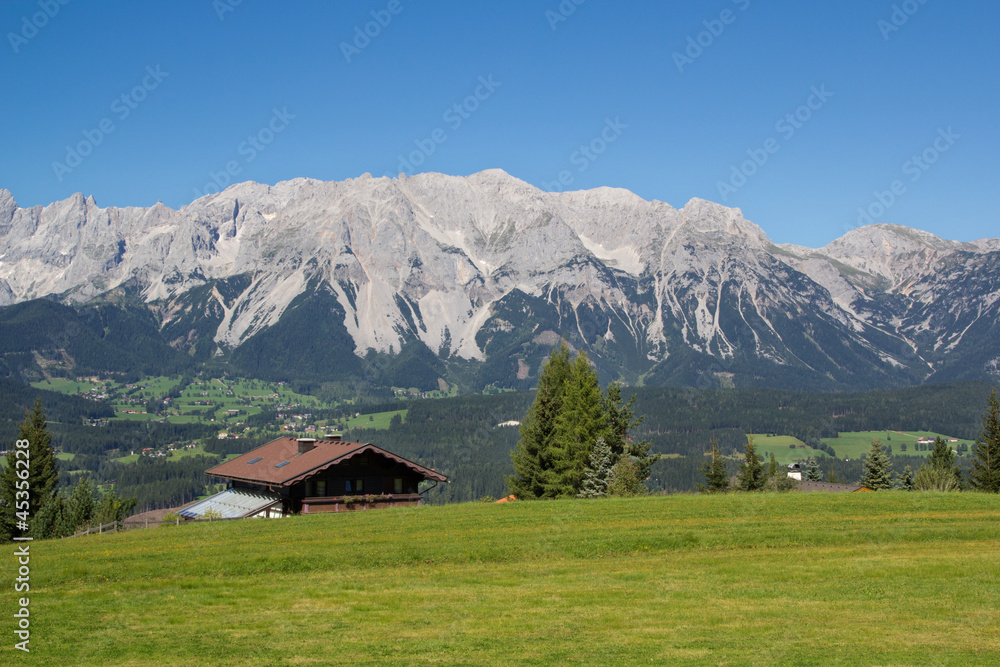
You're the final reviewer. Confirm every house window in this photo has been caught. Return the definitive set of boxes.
[355,479,364,492]
[316,480,326,496]
[393,478,403,493]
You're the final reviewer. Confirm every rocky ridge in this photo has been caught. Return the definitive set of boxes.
[0,170,996,389]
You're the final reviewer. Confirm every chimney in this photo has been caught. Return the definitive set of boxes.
[326,433,342,442]
[297,438,317,454]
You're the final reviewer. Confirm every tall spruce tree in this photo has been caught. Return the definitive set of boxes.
[550,351,606,497]
[860,439,894,490]
[507,343,573,499]
[699,436,730,493]
[737,432,767,491]
[0,398,60,539]
[969,390,1000,493]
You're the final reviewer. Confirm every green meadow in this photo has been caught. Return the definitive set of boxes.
[751,434,828,464]
[822,430,975,460]
[29,377,101,394]
[15,492,1000,665]
[338,409,408,431]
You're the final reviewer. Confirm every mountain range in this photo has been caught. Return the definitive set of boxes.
[1,170,997,392]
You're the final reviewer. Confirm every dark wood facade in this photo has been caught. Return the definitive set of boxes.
[205,437,447,516]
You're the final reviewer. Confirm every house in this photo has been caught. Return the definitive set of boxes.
[787,463,803,481]
[179,435,448,520]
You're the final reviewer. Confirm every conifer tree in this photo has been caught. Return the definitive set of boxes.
[602,383,659,483]
[549,351,606,496]
[969,390,1000,493]
[898,465,915,491]
[915,437,962,491]
[805,456,822,482]
[860,439,894,490]
[507,343,572,499]
[578,438,614,498]
[0,398,60,539]
[699,436,730,493]
[768,452,778,479]
[737,432,767,491]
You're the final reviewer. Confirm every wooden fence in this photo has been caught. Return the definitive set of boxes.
[64,514,246,538]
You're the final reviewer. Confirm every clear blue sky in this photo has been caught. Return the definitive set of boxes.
[1,0,996,247]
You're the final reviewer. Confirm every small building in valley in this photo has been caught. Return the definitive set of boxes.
[180,436,447,520]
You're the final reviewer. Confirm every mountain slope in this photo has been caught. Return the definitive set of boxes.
[0,171,996,390]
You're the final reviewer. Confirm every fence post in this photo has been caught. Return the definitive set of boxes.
[176,516,180,526]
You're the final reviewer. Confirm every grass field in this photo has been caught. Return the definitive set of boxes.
[17,492,1000,665]
[339,409,407,431]
[751,434,829,465]
[30,378,100,394]
[822,430,975,460]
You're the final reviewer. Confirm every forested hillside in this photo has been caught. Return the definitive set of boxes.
[341,382,999,501]
[8,377,996,508]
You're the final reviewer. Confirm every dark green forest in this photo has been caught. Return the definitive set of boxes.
[4,375,997,509]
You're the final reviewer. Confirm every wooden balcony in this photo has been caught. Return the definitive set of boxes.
[300,493,423,513]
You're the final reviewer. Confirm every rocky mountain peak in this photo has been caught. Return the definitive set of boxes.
[0,171,996,390]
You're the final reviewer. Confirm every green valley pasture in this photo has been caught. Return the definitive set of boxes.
[15,492,1000,665]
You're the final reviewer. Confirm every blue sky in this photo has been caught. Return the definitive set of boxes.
[1,0,996,247]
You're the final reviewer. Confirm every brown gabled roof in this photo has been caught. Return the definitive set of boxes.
[205,437,448,487]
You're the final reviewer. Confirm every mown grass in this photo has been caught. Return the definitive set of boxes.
[13,493,1000,665]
